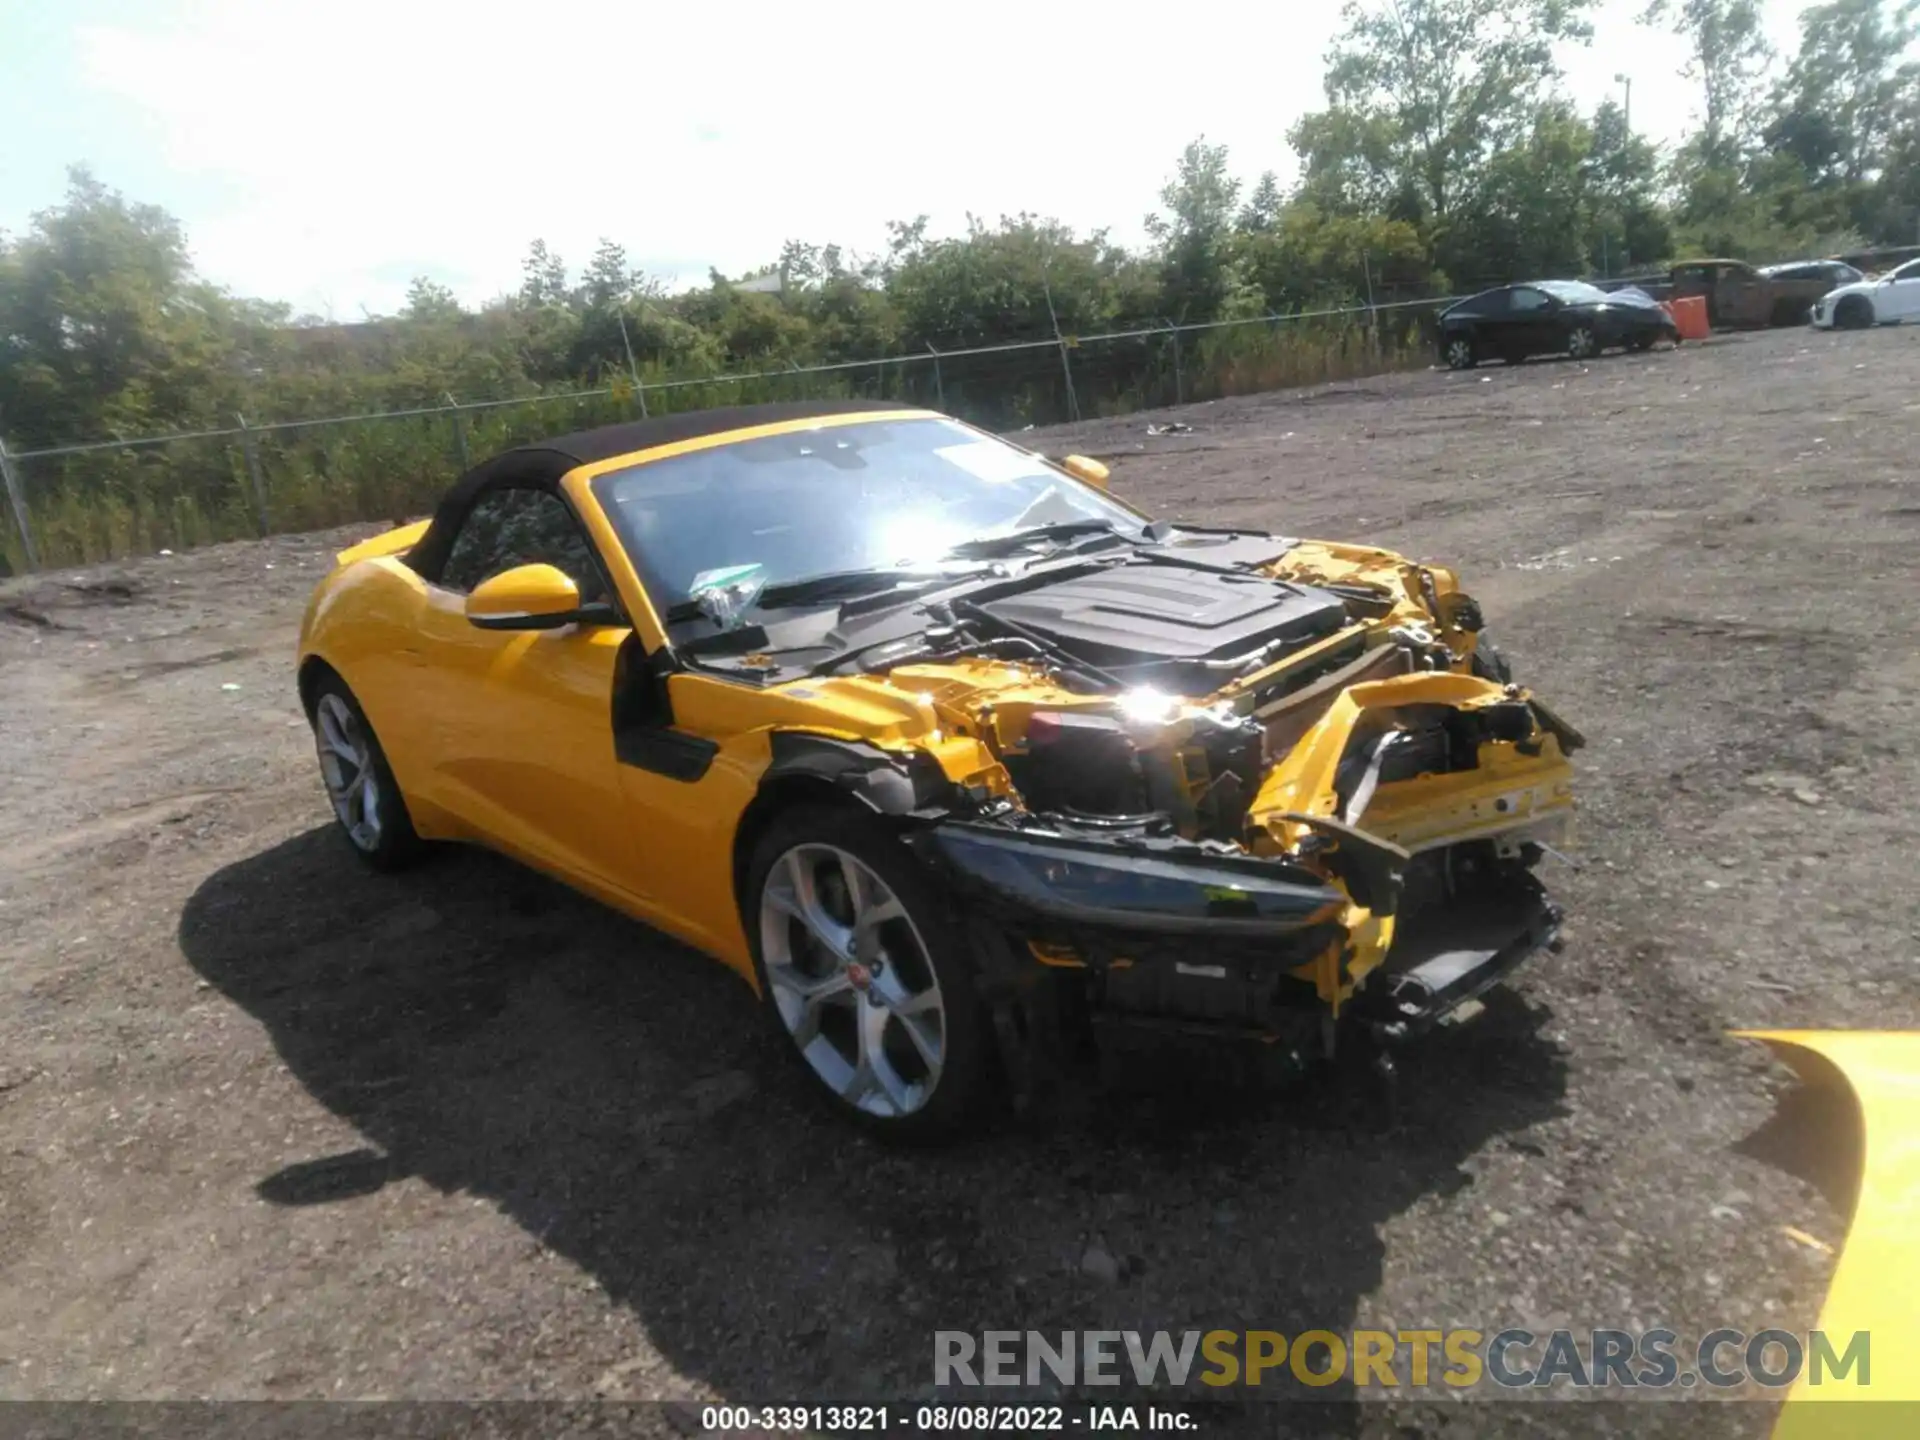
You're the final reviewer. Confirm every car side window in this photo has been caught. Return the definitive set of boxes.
[1509,288,1549,313]
[439,486,609,602]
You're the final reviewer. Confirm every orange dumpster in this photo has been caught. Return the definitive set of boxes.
[1664,295,1710,340]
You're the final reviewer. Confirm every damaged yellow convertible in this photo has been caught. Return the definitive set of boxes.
[296,401,1582,1136]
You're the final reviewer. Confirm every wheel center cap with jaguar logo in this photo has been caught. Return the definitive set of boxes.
[845,961,872,992]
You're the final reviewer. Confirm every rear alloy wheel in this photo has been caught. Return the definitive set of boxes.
[1566,325,1599,361]
[1443,335,1477,370]
[1835,296,1874,330]
[310,678,421,870]
[748,808,991,1139]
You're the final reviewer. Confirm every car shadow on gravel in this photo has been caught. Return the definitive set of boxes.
[179,827,1572,1428]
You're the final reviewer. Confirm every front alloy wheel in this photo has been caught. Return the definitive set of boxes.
[316,692,383,853]
[749,809,990,1137]
[1444,335,1477,370]
[1567,325,1599,360]
[309,676,421,870]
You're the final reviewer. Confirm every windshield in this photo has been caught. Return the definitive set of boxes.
[1538,280,1610,303]
[589,415,1148,609]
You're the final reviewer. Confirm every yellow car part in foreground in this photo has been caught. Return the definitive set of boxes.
[1747,1031,1920,1438]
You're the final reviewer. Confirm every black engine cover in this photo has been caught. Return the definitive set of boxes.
[978,561,1348,694]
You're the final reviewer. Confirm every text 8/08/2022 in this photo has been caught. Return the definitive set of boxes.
[701,1406,1197,1432]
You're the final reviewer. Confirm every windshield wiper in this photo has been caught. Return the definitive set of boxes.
[759,566,968,607]
[942,519,1123,559]
[665,566,960,622]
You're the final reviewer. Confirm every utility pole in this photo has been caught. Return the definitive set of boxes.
[617,311,649,417]
[1616,72,1632,134]
[1041,268,1080,424]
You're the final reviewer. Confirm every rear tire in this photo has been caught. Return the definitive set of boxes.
[745,805,995,1142]
[309,675,423,871]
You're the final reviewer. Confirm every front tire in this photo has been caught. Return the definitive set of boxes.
[1566,324,1599,361]
[1443,334,1478,370]
[1835,296,1874,330]
[746,806,994,1140]
[309,676,422,871]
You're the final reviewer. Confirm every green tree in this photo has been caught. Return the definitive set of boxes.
[1441,103,1598,281]
[0,166,235,448]
[1873,85,1920,240]
[1292,0,1596,233]
[1238,172,1285,232]
[518,239,569,309]
[403,277,463,323]
[580,238,636,311]
[1145,137,1243,320]
[887,213,1154,350]
[1586,99,1672,272]
[1232,205,1433,309]
[1643,0,1774,172]
[1765,0,1919,186]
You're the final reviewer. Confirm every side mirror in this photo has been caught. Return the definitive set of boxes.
[465,563,608,631]
[1061,454,1111,490]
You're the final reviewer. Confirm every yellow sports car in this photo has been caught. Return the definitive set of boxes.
[296,400,1581,1136]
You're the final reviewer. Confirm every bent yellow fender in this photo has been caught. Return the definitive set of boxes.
[1740,1031,1920,1439]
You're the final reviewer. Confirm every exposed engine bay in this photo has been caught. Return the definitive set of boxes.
[668,522,1583,1070]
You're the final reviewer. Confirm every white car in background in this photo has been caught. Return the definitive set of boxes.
[1812,256,1920,329]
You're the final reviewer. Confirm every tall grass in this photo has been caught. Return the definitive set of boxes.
[0,309,1438,573]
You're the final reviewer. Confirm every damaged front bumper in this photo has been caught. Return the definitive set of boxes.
[1347,873,1563,1042]
[911,670,1579,1051]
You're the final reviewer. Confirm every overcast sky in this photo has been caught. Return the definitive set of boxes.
[1,0,1814,318]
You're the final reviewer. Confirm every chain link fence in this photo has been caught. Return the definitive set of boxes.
[0,296,1457,574]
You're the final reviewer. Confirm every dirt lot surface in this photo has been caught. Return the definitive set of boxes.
[3,326,1917,1436]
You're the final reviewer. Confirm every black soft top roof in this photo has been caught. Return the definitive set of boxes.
[407,398,925,582]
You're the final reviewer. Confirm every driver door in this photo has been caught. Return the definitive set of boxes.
[1720,264,1770,326]
[1881,262,1920,321]
[409,482,645,899]
[1505,286,1556,357]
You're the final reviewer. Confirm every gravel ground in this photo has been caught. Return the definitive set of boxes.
[2,326,1916,1437]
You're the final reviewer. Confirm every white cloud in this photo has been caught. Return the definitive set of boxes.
[73,0,1810,315]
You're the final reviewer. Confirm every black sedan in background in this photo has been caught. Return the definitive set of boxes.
[1439,280,1680,369]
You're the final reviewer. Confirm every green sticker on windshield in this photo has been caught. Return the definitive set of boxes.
[689,563,765,593]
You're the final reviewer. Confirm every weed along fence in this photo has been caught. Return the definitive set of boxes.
[0,297,1450,574]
